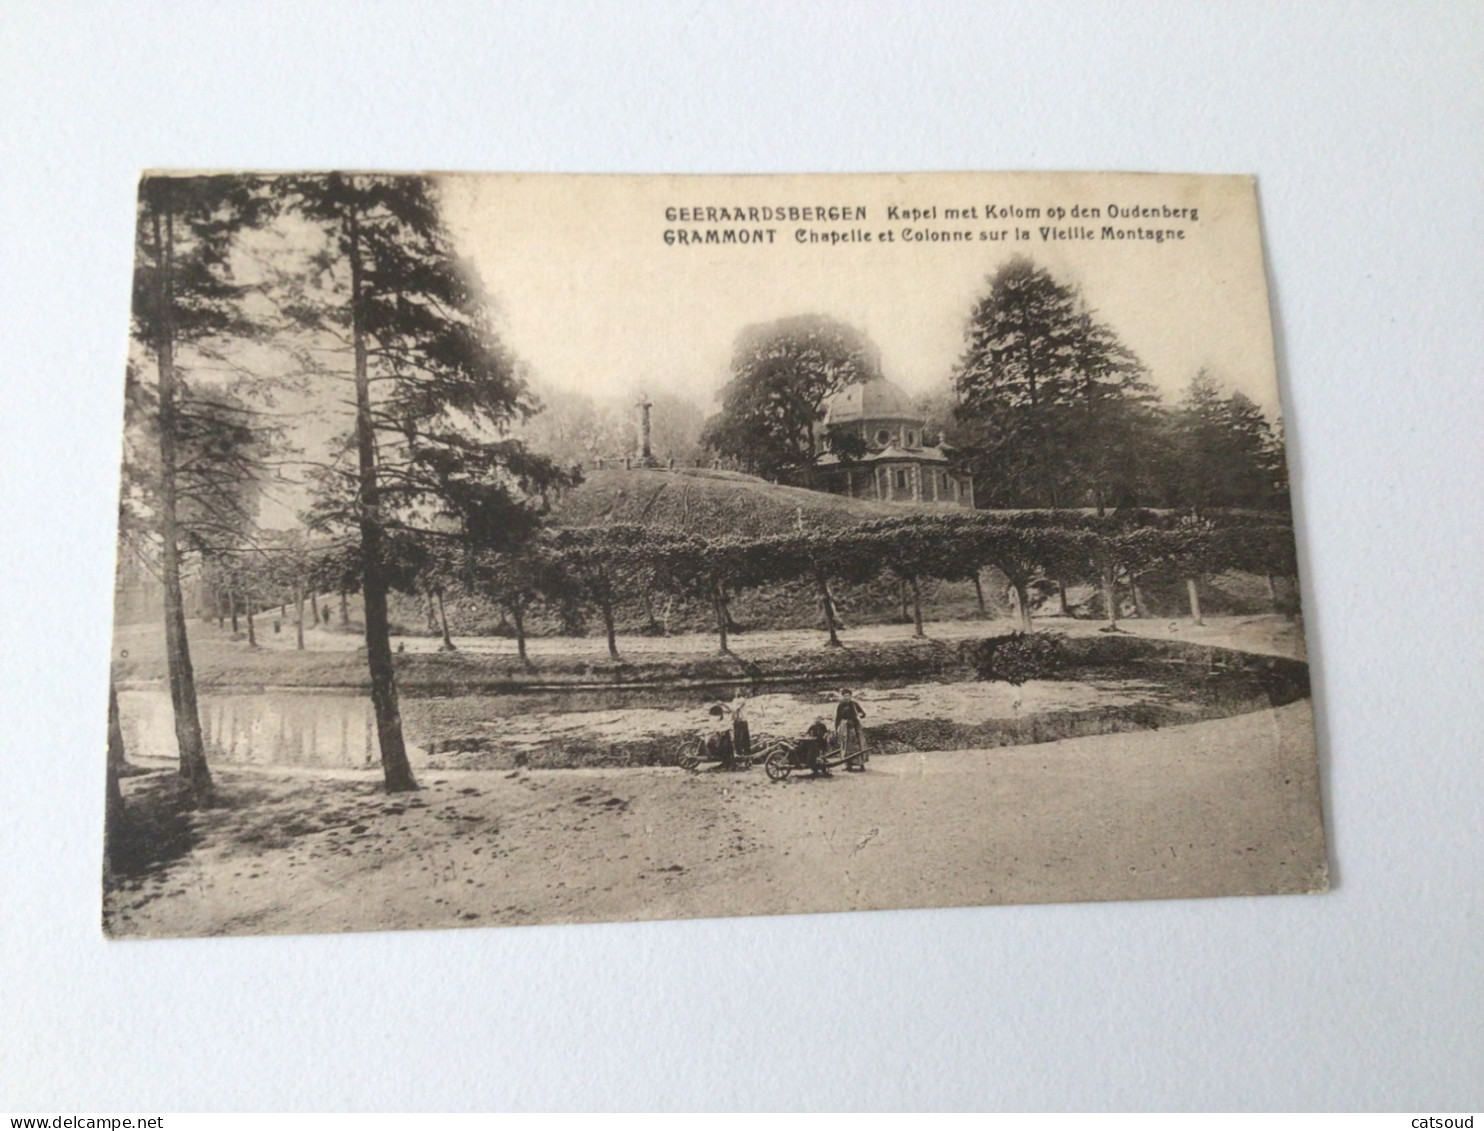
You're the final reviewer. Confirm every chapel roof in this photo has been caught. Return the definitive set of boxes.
[823,375,921,425]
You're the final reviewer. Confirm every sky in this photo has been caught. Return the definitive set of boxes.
[441,170,1283,417]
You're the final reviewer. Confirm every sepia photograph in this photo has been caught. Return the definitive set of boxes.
[104,170,1326,939]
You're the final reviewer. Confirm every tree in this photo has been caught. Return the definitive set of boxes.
[1158,516,1219,625]
[750,528,882,647]
[1170,369,1283,512]
[261,534,319,650]
[307,541,362,630]
[702,314,882,479]
[547,526,655,659]
[128,175,271,805]
[861,517,970,638]
[471,541,565,667]
[1212,521,1300,615]
[105,677,129,869]
[965,520,1084,632]
[1059,516,1164,632]
[646,533,722,651]
[952,257,1161,509]
[648,531,780,654]
[952,257,1082,507]
[284,173,570,791]
[1065,308,1164,512]
[517,384,626,468]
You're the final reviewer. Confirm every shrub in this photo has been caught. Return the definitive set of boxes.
[969,631,1068,685]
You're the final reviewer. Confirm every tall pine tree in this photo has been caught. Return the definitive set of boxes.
[1171,369,1281,512]
[280,173,568,792]
[128,175,271,805]
[1065,307,1162,512]
[952,256,1161,509]
[952,257,1082,506]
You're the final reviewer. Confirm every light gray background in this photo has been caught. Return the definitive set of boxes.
[1,1,1480,1111]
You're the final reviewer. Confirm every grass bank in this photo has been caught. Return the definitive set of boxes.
[114,633,977,694]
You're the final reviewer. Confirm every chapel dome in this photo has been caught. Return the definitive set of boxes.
[823,375,920,425]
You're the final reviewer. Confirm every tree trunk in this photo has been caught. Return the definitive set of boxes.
[425,589,440,634]
[1012,580,1033,632]
[1102,568,1120,630]
[595,568,620,660]
[1265,573,1279,613]
[899,580,910,623]
[436,589,456,650]
[1186,577,1204,625]
[229,589,239,634]
[510,600,530,668]
[713,582,730,654]
[972,570,986,615]
[600,597,619,659]
[246,604,257,647]
[105,677,127,857]
[1057,580,1071,616]
[151,200,212,805]
[295,590,305,650]
[347,196,417,793]
[1131,576,1149,619]
[339,588,349,625]
[817,571,842,647]
[908,576,925,637]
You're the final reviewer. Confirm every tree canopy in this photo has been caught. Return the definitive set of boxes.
[702,314,882,479]
[1168,368,1286,512]
[952,256,1164,510]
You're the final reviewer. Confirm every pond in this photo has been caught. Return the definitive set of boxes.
[117,649,1308,772]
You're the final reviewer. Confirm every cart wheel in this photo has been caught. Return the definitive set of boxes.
[677,740,702,773]
[764,749,791,781]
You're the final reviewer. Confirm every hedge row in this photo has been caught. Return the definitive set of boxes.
[472,511,1299,658]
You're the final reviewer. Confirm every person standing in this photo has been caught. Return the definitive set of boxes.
[729,688,752,764]
[834,688,866,758]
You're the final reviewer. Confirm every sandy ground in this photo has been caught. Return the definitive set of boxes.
[105,698,1326,938]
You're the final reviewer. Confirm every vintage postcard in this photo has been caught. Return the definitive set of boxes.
[105,171,1326,938]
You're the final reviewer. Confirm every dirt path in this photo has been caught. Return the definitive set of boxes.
[113,610,1306,665]
[105,700,1324,938]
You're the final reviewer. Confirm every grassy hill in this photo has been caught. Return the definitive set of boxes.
[550,466,964,537]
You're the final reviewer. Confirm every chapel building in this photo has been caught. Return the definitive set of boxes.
[804,375,974,506]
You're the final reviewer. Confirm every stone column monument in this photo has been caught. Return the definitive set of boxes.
[636,391,657,466]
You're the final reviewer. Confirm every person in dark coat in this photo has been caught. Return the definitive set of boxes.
[706,702,734,768]
[834,688,866,755]
[802,719,832,775]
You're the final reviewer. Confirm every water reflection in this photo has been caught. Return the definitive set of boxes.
[117,676,1173,772]
[119,689,381,769]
